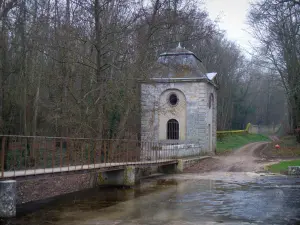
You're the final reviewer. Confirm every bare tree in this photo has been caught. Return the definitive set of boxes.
[249,0,300,140]
[0,0,286,138]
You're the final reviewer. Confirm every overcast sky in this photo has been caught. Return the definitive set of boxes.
[203,0,254,55]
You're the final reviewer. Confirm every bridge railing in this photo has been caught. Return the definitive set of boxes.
[0,135,179,178]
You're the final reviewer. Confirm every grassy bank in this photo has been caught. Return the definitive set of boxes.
[216,133,269,154]
[267,160,300,174]
[267,136,300,158]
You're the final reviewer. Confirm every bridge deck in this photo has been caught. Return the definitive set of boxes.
[2,159,178,178]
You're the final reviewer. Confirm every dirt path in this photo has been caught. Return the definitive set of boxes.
[185,142,277,173]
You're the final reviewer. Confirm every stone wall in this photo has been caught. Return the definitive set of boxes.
[142,143,204,160]
[141,83,159,142]
[141,80,216,155]
[248,124,280,135]
[288,166,300,175]
[206,84,217,152]
[17,173,97,204]
[185,82,207,144]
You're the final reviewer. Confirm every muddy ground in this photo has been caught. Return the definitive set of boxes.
[184,142,281,173]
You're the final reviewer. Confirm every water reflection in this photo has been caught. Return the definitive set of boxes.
[3,174,300,225]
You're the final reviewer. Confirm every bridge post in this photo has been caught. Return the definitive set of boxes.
[98,166,138,187]
[0,180,16,218]
[177,159,184,172]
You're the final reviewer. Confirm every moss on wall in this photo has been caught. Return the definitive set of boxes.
[98,172,106,185]
[123,166,135,186]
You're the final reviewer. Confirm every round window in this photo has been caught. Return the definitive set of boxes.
[169,94,178,106]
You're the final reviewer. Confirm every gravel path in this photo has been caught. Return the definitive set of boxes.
[184,142,276,173]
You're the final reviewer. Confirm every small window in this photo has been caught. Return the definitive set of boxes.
[167,119,179,139]
[209,93,214,109]
[169,94,178,106]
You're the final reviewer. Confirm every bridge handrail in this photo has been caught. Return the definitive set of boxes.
[0,134,139,141]
[0,135,199,178]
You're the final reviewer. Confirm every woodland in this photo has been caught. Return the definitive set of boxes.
[0,0,296,139]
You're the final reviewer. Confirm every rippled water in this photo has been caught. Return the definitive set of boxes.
[3,173,300,225]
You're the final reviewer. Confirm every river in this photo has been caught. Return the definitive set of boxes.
[3,172,300,225]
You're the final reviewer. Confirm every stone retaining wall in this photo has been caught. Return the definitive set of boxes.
[17,173,97,204]
[288,166,300,175]
[15,157,209,205]
[142,143,208,160]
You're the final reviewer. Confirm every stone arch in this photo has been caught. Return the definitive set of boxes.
[158,88,186,141]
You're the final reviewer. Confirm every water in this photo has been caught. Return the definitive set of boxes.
[3,173,300,225]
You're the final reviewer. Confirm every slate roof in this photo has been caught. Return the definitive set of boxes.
[153,44,208,79]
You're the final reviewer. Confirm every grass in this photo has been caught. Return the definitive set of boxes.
[216,133,270,154]
[267,159,300,174]
[266,135,300,158]
[277,135,299,146]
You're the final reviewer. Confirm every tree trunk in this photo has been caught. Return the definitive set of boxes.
[20,0,28,135]
[0,16,7,132]
[94,0,104,138]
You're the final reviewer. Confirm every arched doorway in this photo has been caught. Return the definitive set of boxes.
[167,119,179,140]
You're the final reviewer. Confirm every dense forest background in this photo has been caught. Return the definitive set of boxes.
[0,0,292,139]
